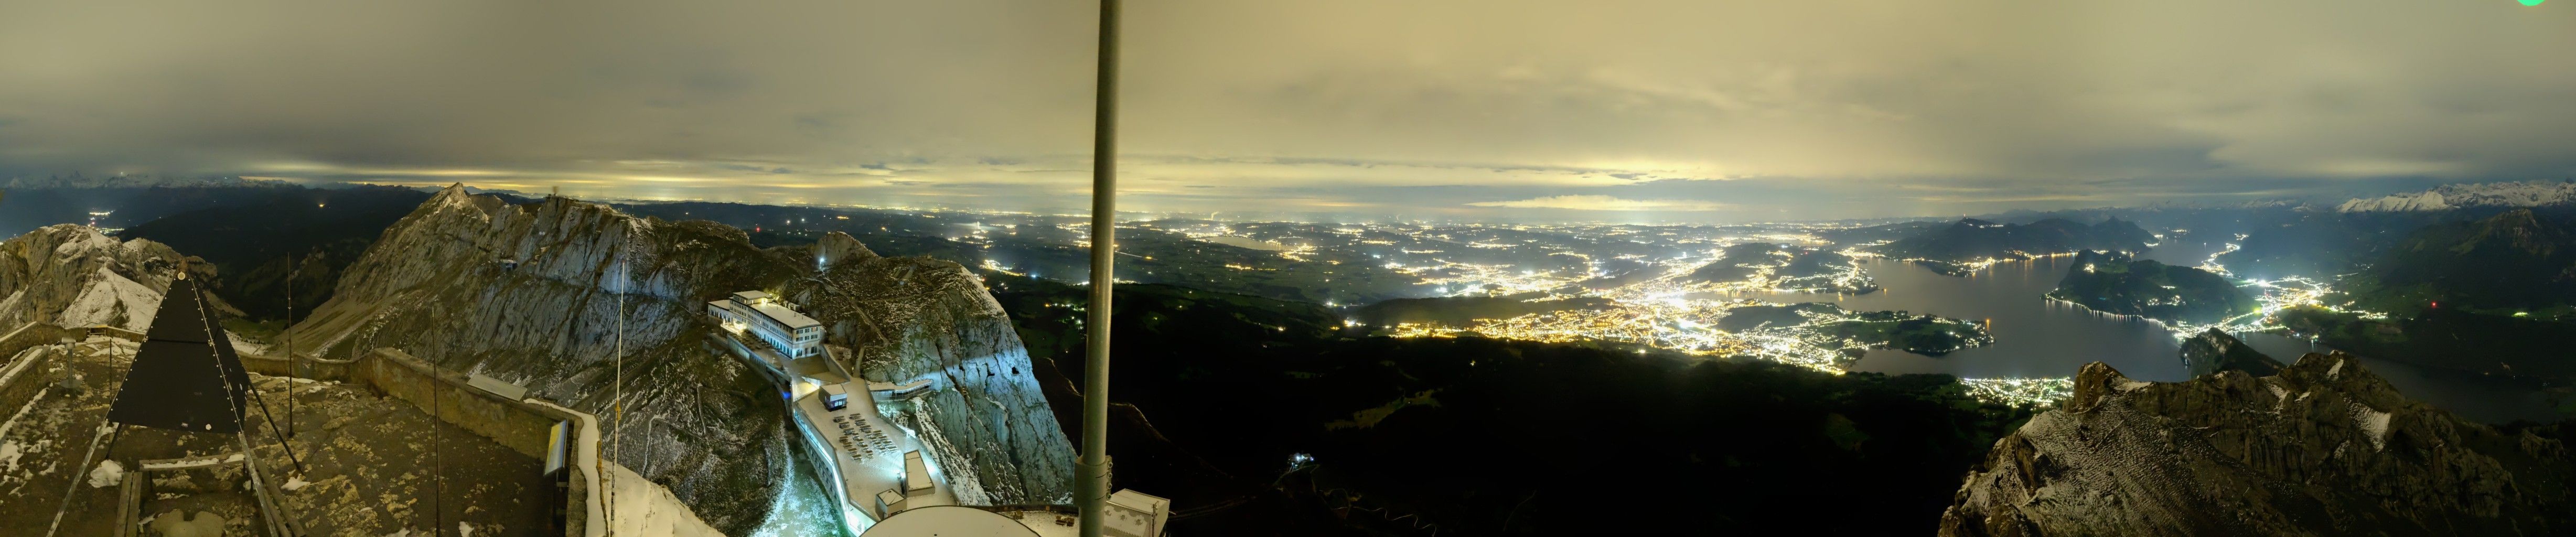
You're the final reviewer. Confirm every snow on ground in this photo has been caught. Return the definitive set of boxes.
[0,388,50,475]
[56,267,160,331]
[48,231,123,260]
[523,399,726,537]
[606,464,725,537]
[84,459,121,488]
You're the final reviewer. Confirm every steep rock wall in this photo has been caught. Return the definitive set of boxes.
[1940,353,2574,536]
[291,186,809,533]
[789,242,1075,504]
[295,187,1073,528]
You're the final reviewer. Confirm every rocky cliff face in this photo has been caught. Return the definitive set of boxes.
[788,233,1075,504]
[1939,354,2574,536]
[291,186,803,532]
[293,187,1073,528]
[0,224,211,330]
[2179,328,2284,378]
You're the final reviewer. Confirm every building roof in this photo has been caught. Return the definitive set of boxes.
[731,290,771,303]
[752,302,823,330]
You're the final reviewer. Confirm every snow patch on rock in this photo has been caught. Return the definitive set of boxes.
[2350,402,2392,452]
[57,267,160,331]
[87,459,123,488]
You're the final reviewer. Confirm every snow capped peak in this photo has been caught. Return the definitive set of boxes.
[2339,181,2576,212]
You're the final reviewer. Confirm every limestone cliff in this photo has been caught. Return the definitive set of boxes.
[0,224,213,330]
[2178,328,2285,378]
[292,186,1073,528]
[789,244,1076,504]
[1939,354,2574,536]
[289,186,804,532]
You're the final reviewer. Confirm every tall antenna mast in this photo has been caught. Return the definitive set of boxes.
[602,228,628,535]
[1077,1,1121,536]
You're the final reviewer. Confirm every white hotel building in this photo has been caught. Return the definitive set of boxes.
[710,291,824,359]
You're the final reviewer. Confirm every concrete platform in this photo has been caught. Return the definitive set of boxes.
[0,337,557,536]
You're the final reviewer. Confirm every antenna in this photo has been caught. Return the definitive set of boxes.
[1077,1,1122,536]
[600,227,629,535]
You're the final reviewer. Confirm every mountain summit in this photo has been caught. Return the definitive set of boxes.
[288,184,1074,531]
[1940,355,2574,536]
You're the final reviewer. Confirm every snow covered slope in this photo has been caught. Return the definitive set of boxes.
[2338,181,2576,212]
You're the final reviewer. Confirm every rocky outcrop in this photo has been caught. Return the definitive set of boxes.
[0,224,215,331]
[292,185,1074,528]
[1939,355,2574,536]
[291,185,805,532]
[2180,328,2284,378]
[791,250,1075,504]
[815,231,879,267]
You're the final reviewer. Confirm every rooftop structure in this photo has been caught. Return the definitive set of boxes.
[1102,490,1171,537]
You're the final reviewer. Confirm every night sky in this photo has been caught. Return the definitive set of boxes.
[3,0,2572,221]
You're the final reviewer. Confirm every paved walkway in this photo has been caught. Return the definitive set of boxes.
[794,382,958,518]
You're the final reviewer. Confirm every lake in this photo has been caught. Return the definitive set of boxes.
[1715,240,2563,424]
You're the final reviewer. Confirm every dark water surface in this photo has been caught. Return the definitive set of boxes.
[1714,242,2562,423]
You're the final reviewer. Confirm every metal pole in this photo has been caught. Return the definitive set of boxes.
[1077,0,1121,535]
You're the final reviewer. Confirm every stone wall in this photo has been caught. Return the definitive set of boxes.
[253,346,590,536]
[351,348,570,463]
[0,323,79,426]
[239,351,354,383]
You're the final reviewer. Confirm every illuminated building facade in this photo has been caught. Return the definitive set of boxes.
[709,290,825,358]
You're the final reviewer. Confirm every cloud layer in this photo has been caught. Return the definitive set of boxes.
[1468,196,1731,212]
[2,0,2571,221]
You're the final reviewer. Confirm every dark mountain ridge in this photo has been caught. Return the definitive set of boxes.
[1875,217,2154,271]
[1942,355,2575,536]
[2047,250,2257,326]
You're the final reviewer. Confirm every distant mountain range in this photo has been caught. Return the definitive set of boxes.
[115,185,433,320]
[1874,217,2155,266]
[2338,180,2576,212]
[1,173,263,190]
[2341,209,2576,316]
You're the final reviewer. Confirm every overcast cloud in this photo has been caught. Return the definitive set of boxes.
[2,0,2570,221]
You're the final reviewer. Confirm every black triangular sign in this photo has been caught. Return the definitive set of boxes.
[106,277,250,434]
